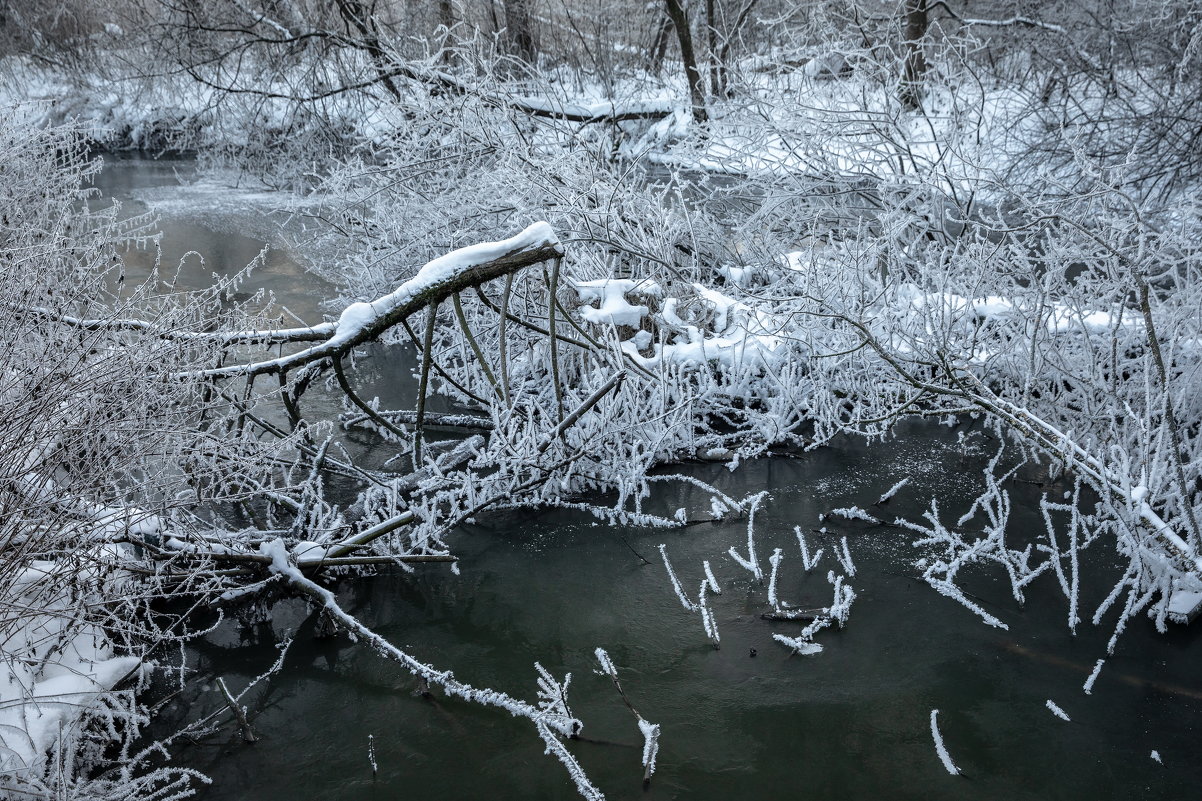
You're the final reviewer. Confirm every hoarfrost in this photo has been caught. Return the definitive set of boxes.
[1045,700,1071,721]
[930,710,960,776]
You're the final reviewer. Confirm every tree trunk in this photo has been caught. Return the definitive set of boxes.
[335,0,402,100]
[716,0,759,98]
[706,0,725,99]
[900,0,928,110]
[647,9,672,74]
[503,0,536,63]
[437,0,454,64]
[664,0,709,123]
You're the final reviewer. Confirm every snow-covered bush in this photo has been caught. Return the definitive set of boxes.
[0,112,313,798]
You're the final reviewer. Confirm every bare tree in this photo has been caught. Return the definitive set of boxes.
[664,0,709,121]
[900,0,928,108]
[501,0,537,62]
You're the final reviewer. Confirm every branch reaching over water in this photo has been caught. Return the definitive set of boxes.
[194,222,564,378]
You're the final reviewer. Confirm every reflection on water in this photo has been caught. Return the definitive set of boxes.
[91,155,436,468]
[100,158,1201,801]
[90,155,327,325]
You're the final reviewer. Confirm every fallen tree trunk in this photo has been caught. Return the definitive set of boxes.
[193,222,563,378]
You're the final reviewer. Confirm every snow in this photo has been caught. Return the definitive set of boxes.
[259,537,300,579]
[897,285,1144,340]
[5,27,1199,796]
[781,251,810,273]
[511,95,673,120]
[647,284,782,369]
[716,263,753,286]
[574,278,659,327]
[1,655,139,770]
[1166,589,1202,624]
[204,221,561,376]
[330,301,379,347]
[0,557,141,775]
[293,540,332,563]
[331,221,561,348]
[575,277,783,371]
[804,53,852,80]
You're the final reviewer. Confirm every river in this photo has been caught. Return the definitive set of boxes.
[94,156,1201,801]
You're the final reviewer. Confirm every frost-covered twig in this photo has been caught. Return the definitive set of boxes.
[929,710,960,776]
[827,506,881,525]
[795,527,824,572]
[593,648,662,784]
[1045,700,1071,721]
[728,492,768,581]
[836,536,857,578]
[877,478,910,505]
[698,580,721,648]
[268,554,616,798]
[536,722,606,801]
[772,633,824,656]
[215,677,257,743]
[1083,658,1106,694]
[658,544,697,612]
[767,548,784,609]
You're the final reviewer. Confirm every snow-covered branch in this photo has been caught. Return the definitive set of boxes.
[199,222,564,377]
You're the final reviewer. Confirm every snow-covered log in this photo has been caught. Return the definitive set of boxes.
[201,222,564,377]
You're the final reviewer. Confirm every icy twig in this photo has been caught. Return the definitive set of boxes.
[658,544,697,611]
[930,710,960,776]
[1045,700,1071,721]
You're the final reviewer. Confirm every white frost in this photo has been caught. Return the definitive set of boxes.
[1045,699,1071,721]
[638,719,661,777]
[594,648,617,678]
[772,633,824,655]
[930,709,960,776]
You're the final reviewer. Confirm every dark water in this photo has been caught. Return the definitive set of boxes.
[91,156,327,323]
[100,159,1201,801]
[91,156,433,463]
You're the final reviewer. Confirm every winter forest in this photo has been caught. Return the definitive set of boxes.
[1,1,1201,798]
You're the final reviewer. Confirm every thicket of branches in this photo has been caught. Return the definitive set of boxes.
[1,2,1201,799]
